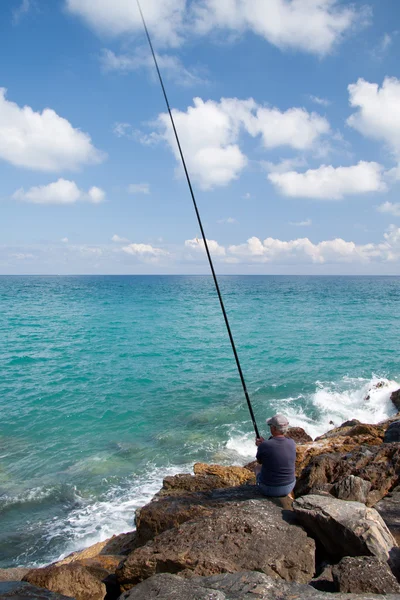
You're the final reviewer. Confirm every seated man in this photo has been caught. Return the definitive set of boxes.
[255,413,296,497]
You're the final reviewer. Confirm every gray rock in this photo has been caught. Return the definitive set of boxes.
[0,567,30,581]
[119,571,400,599]
[0,581,75,598]
[293,494,396,561]
[332,556,400,593]
[332,475,371,503]
[310,565,335,593]
[390,390,400,411]
[116,499,315,590]
[375,486,400,544]
[384,422,400,443]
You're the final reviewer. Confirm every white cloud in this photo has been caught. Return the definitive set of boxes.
[13,0,31,24]
[13,179,106,205]
[309,95,331,107]
[65,0,185,47]
[185,237,226,256]
[217,217,237,224]
[101,49,206,87]
[61,237,69,243]
[289,219,312,227]
[10,252,35,260]
[155,97,329,189]
[128,183,150,195]
[264,157,307,174]
[66,0,364,55]
[347,77,400,159]
[228,227,400,265]
[0,88,105,172]
[377,202,400,217]
[122,243,167,256]
[112,234,130,243]
[193,0,365,56]
[268,161,386,200]
[242,192,251,199]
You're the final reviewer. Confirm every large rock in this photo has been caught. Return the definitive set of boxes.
[390,389,400,411]
[384,422,400,443]
[119,570,400,600]
[375,486,400,544]
[293,495,396,562]
[332,556,400,593]
[23,563,110,600]
[117,498,315,591]
[287,427,313,444]
[295,443,400,505]
[0,581,75,599]
[332,475,371,503]
[0,567,30,581]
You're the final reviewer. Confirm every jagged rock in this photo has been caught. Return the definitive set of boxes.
[135,485,265,546]
[101,532,138,556]
[375,486,400,544]
[287,427,313,444]
[117,498,315,591]
[332,475,371,503]
[293,495,396,562]
[0,581,75,599]
[0,567,30,581]
[158,463,255,498]
[295,443,400,505]
[23,563,110,600]
[391,389,400,411]
[332,556,400,593]
[119,570,400,599]
[310,565,335,593]
[384,422,400,443]
[315,421,384,442]
[56,541,110,565]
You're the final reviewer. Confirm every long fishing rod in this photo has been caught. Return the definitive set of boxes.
[137,1,260,439]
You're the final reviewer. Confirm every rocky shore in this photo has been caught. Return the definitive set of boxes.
[1,386,400,600]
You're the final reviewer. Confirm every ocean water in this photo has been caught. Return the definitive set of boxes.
[0,275,399,568]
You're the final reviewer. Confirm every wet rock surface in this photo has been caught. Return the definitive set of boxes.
[332,556,400,593]
[391,389,400,411]
[384,421,400,443]
[119,571,400,600]
[117,498,315,591]
[0,581,75,599]
[293,494,396,561]
[0,567,30,581]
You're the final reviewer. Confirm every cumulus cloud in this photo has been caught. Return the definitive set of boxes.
[0,88,105,172]
[13,179,106,205]
[155,97,329,189]
[66,0,364,55]
[377,202,400,217]
[347,77,400,159]
[128,183,150,194]
[185,237,226,256]
[228,227,400,265]
[122,243,167,256]
[268,161,386,200]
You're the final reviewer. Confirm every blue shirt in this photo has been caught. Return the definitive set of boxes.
[256,436,296,487]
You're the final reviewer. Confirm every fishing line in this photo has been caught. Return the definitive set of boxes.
[137,1,260,438]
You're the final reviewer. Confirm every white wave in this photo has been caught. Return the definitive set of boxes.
[225,375,399,455]
[50,463,193,562]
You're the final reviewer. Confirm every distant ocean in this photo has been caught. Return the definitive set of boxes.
[0,275,399,568]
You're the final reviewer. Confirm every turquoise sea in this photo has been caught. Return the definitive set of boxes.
[0,275,399,568]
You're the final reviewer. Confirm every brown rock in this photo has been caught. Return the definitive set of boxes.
[295,443,400,505]
[55,540,109,566]
[23,563,109,600]
[293,495,396,562]
[101,532,138,556]
[332,556,400,593]
[391,389,400,411]
[193,463,256,486]
[0,581,75,599]
[286,427,313,444]
[117,498,315,591]
[375,486,400,544]
[0,567,30,581]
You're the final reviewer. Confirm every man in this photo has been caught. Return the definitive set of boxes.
[255,413,296,497]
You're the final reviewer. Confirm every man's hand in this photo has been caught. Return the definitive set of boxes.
[255,437,265,446]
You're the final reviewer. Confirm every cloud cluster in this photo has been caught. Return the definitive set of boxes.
[155,97,329,189]
[13,179,105,204]
[0,88,104,172]
[66,0,363,56]
[122,243,168,256]
[128,183,150,195]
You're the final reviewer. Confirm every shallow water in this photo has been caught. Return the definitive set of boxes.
[0,275,399,567]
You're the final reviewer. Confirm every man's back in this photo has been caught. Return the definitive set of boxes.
[256,436,296,487]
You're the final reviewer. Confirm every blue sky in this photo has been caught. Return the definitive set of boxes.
[1,0,400,274]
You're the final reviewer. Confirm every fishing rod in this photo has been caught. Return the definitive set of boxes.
[136,1,260,439]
